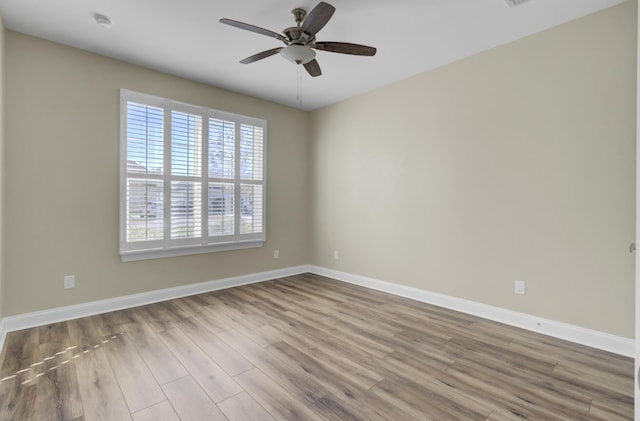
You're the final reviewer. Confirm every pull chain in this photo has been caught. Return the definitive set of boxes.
[296,65,302,105]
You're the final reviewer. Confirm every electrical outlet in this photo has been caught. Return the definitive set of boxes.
[274,250,279,259]
[64,275,76,289]
[333,250,340,260]
[514,280,526,295]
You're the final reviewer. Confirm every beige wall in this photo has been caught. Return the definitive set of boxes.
[310,2,637,338]
[4,32,309,316]
[0,14,4,319]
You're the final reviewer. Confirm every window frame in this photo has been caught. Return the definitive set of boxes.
[119,89,266,262]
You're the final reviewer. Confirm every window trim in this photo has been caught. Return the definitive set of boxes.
[119,89,266,261]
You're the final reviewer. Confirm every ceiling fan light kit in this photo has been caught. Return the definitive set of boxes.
[220,1,376,77]
[280,45,316,65]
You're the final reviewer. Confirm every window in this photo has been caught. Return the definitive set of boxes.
[120,90,266,261]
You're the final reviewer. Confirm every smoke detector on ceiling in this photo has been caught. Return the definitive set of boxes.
[504,0,531,7]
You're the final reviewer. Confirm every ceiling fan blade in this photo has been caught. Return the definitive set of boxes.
[219,18,288,43]
[301,2,336,37]
[303,59,322,77]
[314,42,377,56]
[240,48,283,64]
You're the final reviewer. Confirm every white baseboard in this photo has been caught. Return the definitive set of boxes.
[0,264,632,358]
[307,265,634,358]
[0,265,308,352]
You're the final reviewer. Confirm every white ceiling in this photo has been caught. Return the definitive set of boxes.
[0,0,627,111]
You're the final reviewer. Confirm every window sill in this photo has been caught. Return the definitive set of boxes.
[120,240,263,262]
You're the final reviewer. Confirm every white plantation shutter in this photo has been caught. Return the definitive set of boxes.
[126,179,163,242]
[170,111,203,242]
[208,118,235,179]
[240,184,263,234]
[171,111,202,177]
[208,183,234,236]
[120,90,266,261]
[240,124,264,181]
[126,103,163,175]
[171,181,202,239]
[239,124,264,236]
[124,102,164,244]
[208,118,236,239]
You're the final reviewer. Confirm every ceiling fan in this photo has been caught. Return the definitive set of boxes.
[219,2,377,77]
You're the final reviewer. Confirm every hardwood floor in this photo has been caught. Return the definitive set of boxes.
[0,273,633,420]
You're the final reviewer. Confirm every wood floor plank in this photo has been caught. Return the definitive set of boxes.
[218,391,276,421]
[138,304,180,333]
[0,328,40,378]
[374,352,496,420]
[205,304,279,347]
[66,318,101,351]
[307,394,367,421]
[308,390,420,421]
[553,361,634,397]
[589,398,635,420]
[485,410,526,421]
[447,344,595,407]
[234,368,323,421]
[284,309,394,359]
[381,352,544,416]
[218,329,328,405]
[370,375,491,421]
[266,318,328,350]
[92,311,130,339]
[265,341,418,421]
[162,376,227,421]
[36,339,84,420]
[189,305,235,333]
[385,331,454,368]
[270,323,383,390]
[132,401,180,421]
[123,313,189,385]
[177,316,253,376]
[382,300,477,328]
[73,347,132,421]
[0,379,37,421]
[444,335,558,379]
[103,333,166,413]
[444,362,578,420]
[170,296,204,317]
[251,282,332,317]
[254,280,317,305]
[159,327,242,403]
